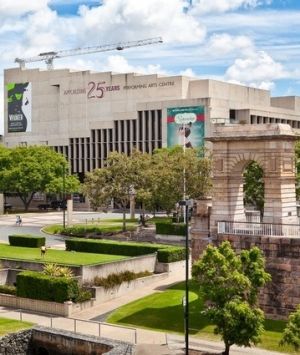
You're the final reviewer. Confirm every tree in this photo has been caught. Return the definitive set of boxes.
[151,146,212,214]
[243,161,264,217]
[280,305,300,351]
[192,241,271,355]
[0,145,80,211]
[82,151,142,231]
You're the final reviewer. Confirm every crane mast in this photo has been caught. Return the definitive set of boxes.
[15,37,163,70]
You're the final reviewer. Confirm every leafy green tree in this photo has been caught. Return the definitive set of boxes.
[151,146,212,214]
[280,305,300,351]
[82,151,141,231]
[243,161,264,216]
[192,241,271,355]
[0,145,80,211]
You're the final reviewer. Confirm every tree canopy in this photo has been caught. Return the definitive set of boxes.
[82,147,212,227]
[280,304,300,351]
[192,241,271,355]
[0,145,80,210]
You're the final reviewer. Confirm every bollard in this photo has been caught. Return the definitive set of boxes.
[20,310,22,322]
[98,323,101,337]
[134,329,137,344]
[50,317,53,328]
[74,319,77,333]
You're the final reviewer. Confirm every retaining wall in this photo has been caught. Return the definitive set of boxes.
[193,233,300,319]
[81,254,157,283]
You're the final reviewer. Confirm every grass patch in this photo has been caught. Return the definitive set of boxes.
[107,281,297,354]
[42,218,138,236]
[0,244,129,266]
[0,317,33,336]
[147,217,172,225]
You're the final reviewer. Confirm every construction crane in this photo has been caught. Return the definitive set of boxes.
[15,37,163,70]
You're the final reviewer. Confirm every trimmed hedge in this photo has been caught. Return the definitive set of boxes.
[157,247,186,263]
[9,234,45,248]
[156,222,186,236]
[16,271,79,303]
[65,239,185,263]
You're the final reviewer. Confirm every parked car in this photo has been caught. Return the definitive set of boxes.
[38,203,51,210]
[4,203,13,211]
[50,200,66,210]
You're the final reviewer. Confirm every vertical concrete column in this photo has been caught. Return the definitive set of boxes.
[67,199,73,226]
[0,194,4,215]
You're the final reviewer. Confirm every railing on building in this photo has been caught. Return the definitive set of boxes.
[218,220,300,237]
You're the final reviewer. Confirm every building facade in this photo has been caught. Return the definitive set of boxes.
[4,67,300,181]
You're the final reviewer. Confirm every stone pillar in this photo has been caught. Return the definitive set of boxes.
[67,199,73,226]
[0,194,4,215]
[190,198,212,262]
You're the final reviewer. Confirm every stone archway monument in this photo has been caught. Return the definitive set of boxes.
[207,123,298,229]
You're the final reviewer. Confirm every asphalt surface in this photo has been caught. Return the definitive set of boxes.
[0,211,126,246]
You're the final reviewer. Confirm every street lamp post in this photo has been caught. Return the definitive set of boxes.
[63,166,66,229]
[179,198,193,355]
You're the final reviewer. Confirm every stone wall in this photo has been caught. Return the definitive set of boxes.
[193,234,300,320]
[0,329,32,355]
[0,326,134,354]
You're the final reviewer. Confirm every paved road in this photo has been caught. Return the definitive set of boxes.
[0,211,126,246]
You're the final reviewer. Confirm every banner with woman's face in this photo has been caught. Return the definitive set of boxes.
[167,106,205,148]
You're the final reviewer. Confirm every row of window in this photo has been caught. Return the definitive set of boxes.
[250,115,300,128]
[54,110,163,174]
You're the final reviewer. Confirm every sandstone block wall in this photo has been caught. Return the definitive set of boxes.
[192,234,300,320]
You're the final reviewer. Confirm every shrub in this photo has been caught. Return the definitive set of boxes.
[93,271,152,289]
[16,271,79,303]
[43,263,74,278]
[0,284,16,295]
[157,247,186,263]
[74,288,93,303]
[9,234,45,248]
[156,222,185,236]
[65,238,186,263]
[65,239,160,256]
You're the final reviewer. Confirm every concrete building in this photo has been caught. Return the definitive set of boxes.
[4,67,300,181]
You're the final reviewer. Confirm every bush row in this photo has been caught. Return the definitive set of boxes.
[155,222,186,236]
[65,238,186,263]
[9,234,45,248]
[93,270,152,289]
[0,284,16,295]
[16,271,79,303]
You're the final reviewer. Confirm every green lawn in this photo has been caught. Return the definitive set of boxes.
[107,281,297,354]
[43,218,138,235]
[0,317,33,336]
[0,244,129,266]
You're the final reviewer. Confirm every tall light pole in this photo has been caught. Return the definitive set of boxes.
[63,166,66,228]
[179,198,193,355]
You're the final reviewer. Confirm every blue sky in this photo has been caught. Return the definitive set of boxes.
[1,0,300,133]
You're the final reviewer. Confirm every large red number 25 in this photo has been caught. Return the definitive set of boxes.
[87,81,104,99]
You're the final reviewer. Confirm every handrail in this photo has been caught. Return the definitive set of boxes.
[218,220,300,237]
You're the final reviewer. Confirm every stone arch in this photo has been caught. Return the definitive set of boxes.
[207,124,298,227]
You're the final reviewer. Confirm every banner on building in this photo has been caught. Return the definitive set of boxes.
[167,106,205,148]
[7,82,32,133]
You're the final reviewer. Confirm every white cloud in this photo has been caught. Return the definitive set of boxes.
[0,1,49,18]
[77,0,206,44]
[102,55,167,75]
[191,0,271,14]
[180,68,197,77]
[224,51,290,89]
[207,33,254,56]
